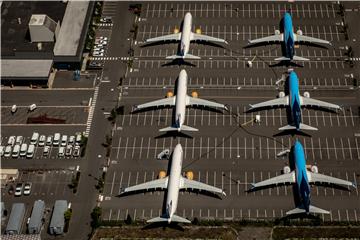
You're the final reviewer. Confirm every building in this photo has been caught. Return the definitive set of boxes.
[28,200,45,234]
[49,200,67,235]
[5,203,25,235]
[0,169,19,188]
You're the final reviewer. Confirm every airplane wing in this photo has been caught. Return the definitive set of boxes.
[250,172,295,189]
[300,96,340,110]
[145,33,181,43]
[248,34,283,44]
[180,177,226,196]
[190,33,228,44]
[306,171,355,187]
[123,177,169,193]
[186,96,226,109]
[249,96,289,110]
[293,34,331,45]
[135,97,176,110]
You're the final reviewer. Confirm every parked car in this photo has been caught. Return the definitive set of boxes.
[53,133,61,146]
[75,133,82,145]
[68,136,75,144]
[28,103,37,112]
[46,135,53,145]
[61,135,68,146]
[15,136,23,145]
[8,136,16,146]
[4,145,12,157]
[43,146,50,156]
[14,183,23,196]
[0,146,4,157]
[38,135,46,146]
[20,143,28,157]
[11,104,17,113]
[65,145,72,156]
[58,147,65,157]
[26,144,35,158]
[30,132,39,145]
[100,17,112,23]
[73,146,80,157]
[23,183,32,195]
[12,145,20,158]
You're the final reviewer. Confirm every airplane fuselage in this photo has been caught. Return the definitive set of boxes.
[180,12,192,57]
[288,71,302,130]
[174,70,188,130]
[282,13,295,60]
[165,144,183,222]
[293,141,311,213]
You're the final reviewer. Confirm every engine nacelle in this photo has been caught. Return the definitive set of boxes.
[311,166,318,173]
[185,171,194,180]
[303,91,310,98]
[166,91,174,98]
[296,30,303,36]
[174,27,180,34]
[158,170,166,179]
[278,91,285,98]
[195,28,202,34]
[191,91,199,98]
[283,166,291,174]
[275,30,281,35]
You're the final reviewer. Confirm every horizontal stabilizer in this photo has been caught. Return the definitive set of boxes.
[166,54,201,60]
[159,125,198,132]
[292,55,309,61]
[286,205,330,215]
[147,214,191,224]
[274,57,291,61]
[278,123,318,131]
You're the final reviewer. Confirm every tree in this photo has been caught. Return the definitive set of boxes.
[64,209,72,222]
[125,214,132,225]
[91,207,102,229]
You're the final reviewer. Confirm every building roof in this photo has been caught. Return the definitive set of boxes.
[29,200,45,231]
[49,200,67,228]
[6,203,25,233]
[53,1,89,56]
[1,59,53,78]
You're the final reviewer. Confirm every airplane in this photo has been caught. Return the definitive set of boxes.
[121,144,226,223]
[249,140,356,215]
[248,70,341,131]
[134,69,228,132]
[145,12,228,59]
[248,11,331,61]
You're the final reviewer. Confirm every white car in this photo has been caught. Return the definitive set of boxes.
[65,145,72,156]
[46,135,53,145]
[14,183,23,197]
[38,135,46,146]
[12,145,20,158]
[73,146,80,157]
[58,147,65,157]
[4,146,12,157]
[100,40,107,45]
[23,183,32,195]
[53,133,61,146]
[43,146,50,156]
[68,136,75,144]
[15,136,23,145]
[11,105,17,113]
[30,132,39,145]
[61,135,68,146]
[20,143,28,157]
[0,146,4,157]
[93,52,104,57]
[28,104,37,112]
[8,136,16,146]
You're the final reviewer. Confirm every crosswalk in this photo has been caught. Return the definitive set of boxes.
[97,23,114,27]
[85,86,99,137]
[90,56,131,61]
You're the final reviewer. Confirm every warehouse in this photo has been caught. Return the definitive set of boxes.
[49,200,67,235]
[28,200,45,234]
[5,203,25,235]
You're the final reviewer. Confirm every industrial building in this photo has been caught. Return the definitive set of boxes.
[5,203,25,235]
[49,200,67,235]
[28,200,45,234]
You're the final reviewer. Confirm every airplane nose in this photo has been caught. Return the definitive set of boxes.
[168,219,171,224]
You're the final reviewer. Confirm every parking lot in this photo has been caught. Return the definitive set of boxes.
[98,1,360,223]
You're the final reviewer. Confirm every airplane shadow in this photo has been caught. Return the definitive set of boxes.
[269,60,304,68]
[161,59,197,67]
[142,222,186,231]
[140,40,179,48]
[155,131,194,139]
[273,130,312,138]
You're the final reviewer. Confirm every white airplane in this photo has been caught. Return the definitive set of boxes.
[121,144,226,223]
[134,69,227,132]
[248,70,341,131]
[145,12,228,59]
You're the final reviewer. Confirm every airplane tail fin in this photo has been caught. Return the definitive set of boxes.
[274,56,309,61]
[166,54,201,60]
[278,123,318,131]
[159,125,198,132]
[147,214,191,223]
[286,205,330,215]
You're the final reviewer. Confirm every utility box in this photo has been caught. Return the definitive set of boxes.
[28,200,45,234]
[5,203,25,234]
[49,200,67,235]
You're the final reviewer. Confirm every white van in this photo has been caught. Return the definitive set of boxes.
[12,145,20,158]
[20,143,28,157]
[53,133,61,146]
[30,132,39,145]
[26,144,35,158]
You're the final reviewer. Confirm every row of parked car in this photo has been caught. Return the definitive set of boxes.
[1,132,83,158]
[92,36,108,57]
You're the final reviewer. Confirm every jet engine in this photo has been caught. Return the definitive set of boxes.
[303,91,310,98]
[174,27,180,34]
[296,30,303,36]
[166,91,174,98]
[275,30,281,35]
[195,28,202,34]
[283,166,291,174]
[278,91,285,98]
[311,165,318,173]
[185,171,194,180]
[191,91,199,98]
[158,170,166,179]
